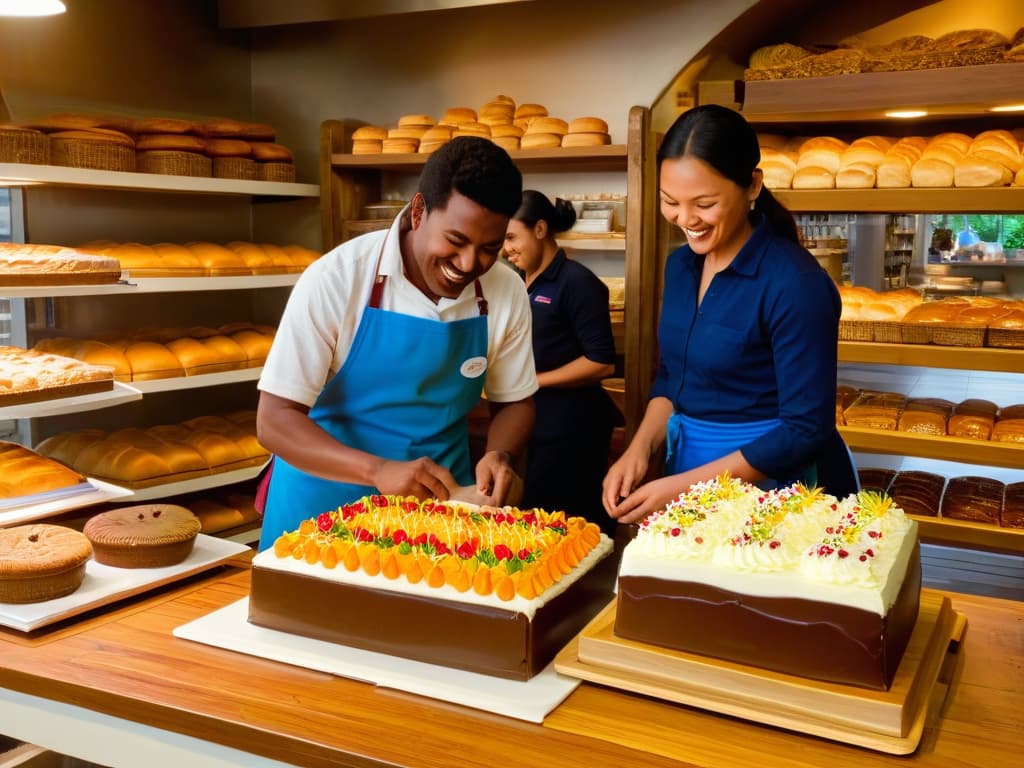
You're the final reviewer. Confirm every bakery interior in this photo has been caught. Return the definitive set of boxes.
[0,0,1022,766]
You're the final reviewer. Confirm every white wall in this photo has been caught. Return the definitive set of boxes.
[248,0,756,178]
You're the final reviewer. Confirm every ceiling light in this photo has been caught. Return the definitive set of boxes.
[0,0,65,16]
[885,110,928,119]
[990,104,1024,113]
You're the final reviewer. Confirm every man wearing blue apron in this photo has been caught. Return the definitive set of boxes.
[256,138,538,549]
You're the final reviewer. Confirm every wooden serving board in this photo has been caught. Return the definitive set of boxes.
[553,590,957,755]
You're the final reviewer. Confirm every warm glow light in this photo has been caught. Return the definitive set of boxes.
[885,110,928,119]
[0,0,65,16]
[990,104,1024,113]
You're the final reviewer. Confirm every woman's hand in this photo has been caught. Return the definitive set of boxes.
[608,475,684,524]
[474,449,522,505]
[602,445,650,514]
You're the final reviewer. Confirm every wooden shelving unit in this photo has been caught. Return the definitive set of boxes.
[840,427,1024,470]
[838,341,1024,373]
[774,188,1024,214]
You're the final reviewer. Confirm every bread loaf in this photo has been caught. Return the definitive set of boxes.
[759,159,795,189]
[949,398,998,440]
[568,117,608,134]
[954,156,1014,187]
[897,398,952,435]
[911,158,954,187]
[0,441,88,498]
[439,108,478,126]
[792,165,835,189]
[520,133,562,150]
[836,162,876,189]
[876,155,912,188]
[351,125,387,141]
[796,137,846,174]
[561,133,610,147]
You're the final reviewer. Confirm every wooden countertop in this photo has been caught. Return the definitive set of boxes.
[0,562,1021,768]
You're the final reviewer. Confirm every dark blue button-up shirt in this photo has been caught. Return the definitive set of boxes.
[650,216,840,478]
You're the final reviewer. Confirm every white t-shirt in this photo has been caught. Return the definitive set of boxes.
[259,215,539,408]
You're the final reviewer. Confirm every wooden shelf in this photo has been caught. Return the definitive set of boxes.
[840,426,1024,469]
[557,234,626,251]
[838,341,1024,373]
[0,163,319,197]
[913,515,1024,555]
[741,62,1024,122]
[775,188,1024,214]
[330,145,628,174]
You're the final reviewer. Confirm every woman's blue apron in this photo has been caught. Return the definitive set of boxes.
[664,412,817,490]
[258,238,489,549]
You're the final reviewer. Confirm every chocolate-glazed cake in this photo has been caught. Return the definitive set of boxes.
[1002,482,1024,528]
[889,470,946,517]
[941,476,1004,524]
[249,495,616,680]
[614,477,921,690]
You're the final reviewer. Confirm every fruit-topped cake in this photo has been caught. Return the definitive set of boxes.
[248,494,616,680]
[615,475,921,690]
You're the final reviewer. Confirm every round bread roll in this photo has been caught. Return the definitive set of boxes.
[489,94,515,106]
[352,125,388,141]
[929,132,972,154]
[0,524,92,604]
[452,122,491,138]
[382,137,418,153]
[840,144,886,168]
[397,114,435,128]
[491,136,520,152]
[479,114,513,127]
[49,128,135,147]
[850,136,893,152]
[568,117,608,134]
[911,157,955,188]
[136,133,207,153]
[792,165,835,189]
[490,124,523,139]
[758,159,794,189]
[439,107,478,126]
[28,113,104,132]
[421,125,453,141]
[387,126,428,140]
[84,504,201,568]
[133,117,197,135]
[526,117,569,136]
[836,162,877,189]
[561,132,610,147]
[520,132,562,150]
[514,103,548,120]
[352,139,383,155]
[760,148,796,171]
[480,103,514,117]
[204,138,252,158]
[417,141,447,154]
[250,142,294,162]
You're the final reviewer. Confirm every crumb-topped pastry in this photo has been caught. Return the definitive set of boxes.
[615,475,920,690]
[249,494,616,680]
[83,504,200,568]
[0,524,93,604]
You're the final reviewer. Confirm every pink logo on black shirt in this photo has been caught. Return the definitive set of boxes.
[534,295,552,304]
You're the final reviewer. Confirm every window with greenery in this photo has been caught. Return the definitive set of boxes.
[929,214,1024,250]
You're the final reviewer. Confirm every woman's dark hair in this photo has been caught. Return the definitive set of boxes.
[418,136,522,218]
[657,104,799,244]
[513,189,578,235]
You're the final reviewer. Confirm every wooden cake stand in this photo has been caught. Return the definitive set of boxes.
[552,589,961,755]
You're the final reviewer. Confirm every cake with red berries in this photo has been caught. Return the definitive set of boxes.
[615,476,920,690]
[248,495,616,680]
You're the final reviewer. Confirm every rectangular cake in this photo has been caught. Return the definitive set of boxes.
[249,495,616,680]
[615,476,920,690]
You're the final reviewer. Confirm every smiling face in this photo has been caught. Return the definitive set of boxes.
[404,191,510,302]
[502,218,546,277]
[658,155,761,264]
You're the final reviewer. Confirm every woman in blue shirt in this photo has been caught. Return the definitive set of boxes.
[603,105,856,525]
[505,190,619,535]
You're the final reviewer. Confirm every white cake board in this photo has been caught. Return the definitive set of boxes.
[173,597,581,723]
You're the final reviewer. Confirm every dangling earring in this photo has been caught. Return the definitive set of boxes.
[749,199,756,211]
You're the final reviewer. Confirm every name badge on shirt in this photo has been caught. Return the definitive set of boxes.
[460,356,487,379]
[534,295,552,304]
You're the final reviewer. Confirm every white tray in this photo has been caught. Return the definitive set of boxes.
[0,534,250,632]
[174,597,581,723]
[0,479,133,527]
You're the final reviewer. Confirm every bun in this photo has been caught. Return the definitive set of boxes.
[514,103,548,120]
[792,165,835,189]
[568,117,608,134]
[759,159,794,189]
[876,155,912,188]
[439,107,477,126]
[249,142,293,162]
[133,117,196,135]
[520,132,562,150]
[525,117,569,136]
[452,122,491,138]
[351,125,387,141]
[50,128,134,147]
[911,158,954,187]
[136,133,206,153]
[387,126,427,140]
[491,136,520,152]
[561,132,610,147]
[836,162,876,189]
[397,114,435,128]
[352,140,383,155]
[490,124,523,139]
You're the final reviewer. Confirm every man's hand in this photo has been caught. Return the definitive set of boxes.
[372,457,458,500]
[474,449,522,505]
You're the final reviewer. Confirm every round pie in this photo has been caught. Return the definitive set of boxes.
[0,524,92,604]
[84,504,201,568]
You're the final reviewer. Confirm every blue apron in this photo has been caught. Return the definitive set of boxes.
[665,412,816,490]
[258,238,489,549]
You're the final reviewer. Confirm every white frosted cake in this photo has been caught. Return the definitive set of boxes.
[615,475,921,689]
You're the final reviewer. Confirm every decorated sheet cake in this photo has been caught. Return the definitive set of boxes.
[249,494,616,680]
[615,475,920,689]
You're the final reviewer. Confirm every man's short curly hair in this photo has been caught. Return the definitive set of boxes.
[418,136,522,218]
